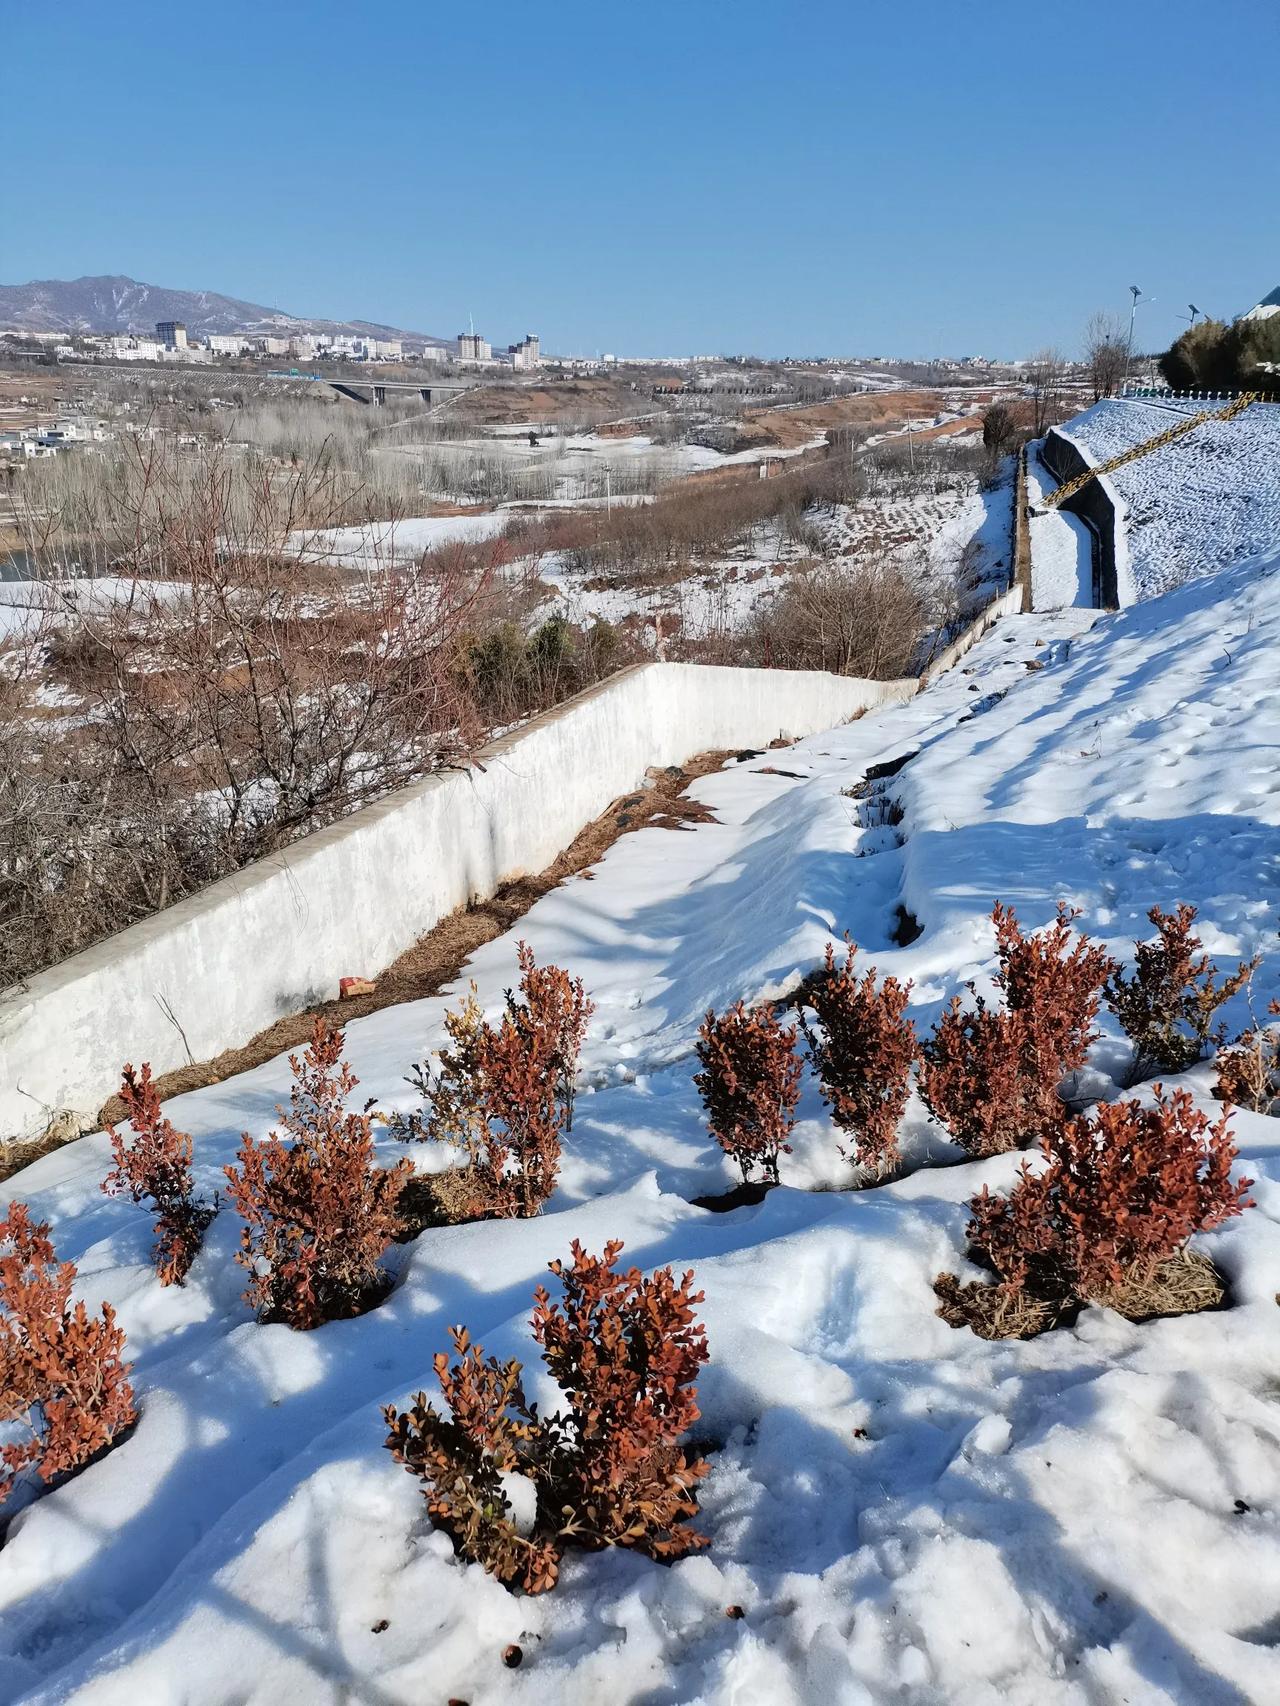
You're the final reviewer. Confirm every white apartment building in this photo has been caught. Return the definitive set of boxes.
[208,335,249,356]
[510,333,541,371]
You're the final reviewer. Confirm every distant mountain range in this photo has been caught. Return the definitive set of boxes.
[0,275,450,347]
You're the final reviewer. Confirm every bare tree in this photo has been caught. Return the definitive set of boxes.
[982,404,1019,472]
[2,436,495,985]
[1025,347,1066,436]
[1083,312,1129,401]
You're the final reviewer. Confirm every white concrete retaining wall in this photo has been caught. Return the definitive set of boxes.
[920,584,1025,682]
[0,661,917,1139]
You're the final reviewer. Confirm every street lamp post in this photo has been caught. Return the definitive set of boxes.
[1124,285,1152,393]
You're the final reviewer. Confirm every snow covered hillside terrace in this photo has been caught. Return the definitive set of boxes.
[1052,397,1280,601]
[4,550,1280,1703]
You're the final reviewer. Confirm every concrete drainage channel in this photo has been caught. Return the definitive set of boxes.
[840,747,923,945]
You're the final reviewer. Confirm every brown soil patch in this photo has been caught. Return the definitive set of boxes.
[742,389,945,450]
[453,376,641,428]
[87,751,731,1137]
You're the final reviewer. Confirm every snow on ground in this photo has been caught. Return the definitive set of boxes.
[816,465,1012,593]
[294,510,511,570]
[529,468,1012,645]
[1056,399,1280,600]
[531,519,802,643]
[5,556,1280,1704]
[1027,455,1094,609]
[0,576,191,645]
[376,431,825,506]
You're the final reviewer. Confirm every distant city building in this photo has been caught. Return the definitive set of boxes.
[207,334,248,356]
[156,321,188,349]
[509,333,541,371]
[457,331,492,362]
[107,336,164,361]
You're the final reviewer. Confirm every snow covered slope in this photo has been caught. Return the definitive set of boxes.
[1058,398,1280,600]
[4,558,1280,1705]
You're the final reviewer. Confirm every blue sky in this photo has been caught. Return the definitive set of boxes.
[5,0,1276,358]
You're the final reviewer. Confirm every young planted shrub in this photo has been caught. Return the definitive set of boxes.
[383,1240,710,1593]
[531,1241,709,1556]
[695,1000,803,1183]
[396,951,589,1219]
[473,995,567,1216]
[1106,903,1258,1081]
[2,1201,136,1502]
[103,1063,215,1285]
[225,1019,411,1329]
[513,941,594,1131]
[935,1088,1252,1337]
[920,903,1113,1157]
[802,941,915,1175]
[918,998,1028,1159]
[384,1326,560,1593]
[1216,1002,1280,1114]
[992,902,1114,1091]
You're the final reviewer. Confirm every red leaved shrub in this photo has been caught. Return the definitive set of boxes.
[513,941,594,1130]
[918,999,1027,1159]
[1106,903,1258,1082]
[802,941,916,1174]
[104,1064,215,1285]
[1216,1001,1280,1114]
[397,947,591,1218]
[384,1240,710,1593]
[384,1326,559,1593]
[920,903,1113,1157]
[471,1003,565,1216]
[695,1000,802,1183]
[225,1019,411,1329]
[531,1240,709,1555]
[959,1088,1251,1306]
[2,1201,136,1503]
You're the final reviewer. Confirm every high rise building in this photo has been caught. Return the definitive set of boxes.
[510,333,541,371]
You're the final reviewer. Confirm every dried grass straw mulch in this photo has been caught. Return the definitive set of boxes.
[935,1245,1226,1341]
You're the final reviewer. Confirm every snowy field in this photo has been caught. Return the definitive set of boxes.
[374,430,825,507]
[5,549,1280,1704]
[292,510,512,571]
[531,470,1011,644]
[1056,400,1280,600]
